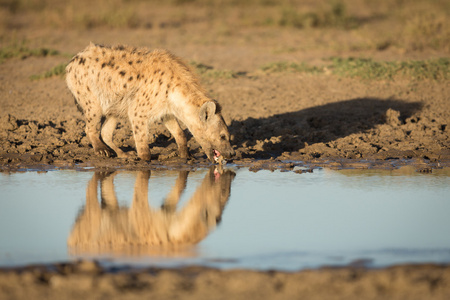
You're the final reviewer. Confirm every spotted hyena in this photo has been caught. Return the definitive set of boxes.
[65,43,234,162]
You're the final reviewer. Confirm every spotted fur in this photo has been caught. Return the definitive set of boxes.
[66,43,234,161]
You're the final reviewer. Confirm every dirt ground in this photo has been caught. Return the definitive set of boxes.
[0,0,449,299]
[1,262,450,300]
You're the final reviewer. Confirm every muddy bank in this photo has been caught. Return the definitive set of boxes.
[0,72,449,172]
[1,261,450,300]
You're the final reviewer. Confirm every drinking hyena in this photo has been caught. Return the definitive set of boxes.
[65,43,234,162]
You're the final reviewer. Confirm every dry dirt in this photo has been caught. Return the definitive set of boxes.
[1,1,449,299]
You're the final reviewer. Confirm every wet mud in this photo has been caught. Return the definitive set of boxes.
[1,262,450,300]
[0,87,448,172]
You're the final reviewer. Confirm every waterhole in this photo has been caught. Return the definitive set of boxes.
[0,166,449,271]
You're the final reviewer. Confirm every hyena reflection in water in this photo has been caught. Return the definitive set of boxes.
[67,167,235,255]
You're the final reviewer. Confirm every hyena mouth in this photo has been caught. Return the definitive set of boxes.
[213,149,225,164]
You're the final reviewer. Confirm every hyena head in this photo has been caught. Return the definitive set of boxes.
[197,101,235,163]
[202,167,236,226]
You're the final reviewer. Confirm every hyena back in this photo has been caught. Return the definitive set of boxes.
[66,43,234,162]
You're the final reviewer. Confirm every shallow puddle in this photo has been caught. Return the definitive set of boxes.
[0,166,449,271]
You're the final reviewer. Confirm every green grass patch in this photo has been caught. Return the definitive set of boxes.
[329,57,449,80]
[260,57,449,81]
[30,63,67,80]
[261,61,322,74]
[0,41,60,63]
[190,61,239,79]
[329,57,397,79]
[29,57,450,81]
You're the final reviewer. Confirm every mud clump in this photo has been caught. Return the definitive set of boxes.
[386,108,401,126]
[0,114,19,131]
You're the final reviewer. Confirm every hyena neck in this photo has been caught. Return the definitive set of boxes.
[170,91,209,135]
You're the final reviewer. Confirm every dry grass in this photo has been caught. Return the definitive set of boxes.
[0,0,448,53]
[0,0,448,76]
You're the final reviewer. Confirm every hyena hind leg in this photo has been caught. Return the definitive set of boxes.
[163,116,190,159]
[101,117,130,158]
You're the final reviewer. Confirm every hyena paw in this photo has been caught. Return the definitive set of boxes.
[116,150,135,158]
[178,148,191,159]
[94,146,114,158]
[93,171,115,181]
[138,152,151,161]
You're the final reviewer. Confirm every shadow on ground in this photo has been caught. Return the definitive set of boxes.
[229,98,422,158]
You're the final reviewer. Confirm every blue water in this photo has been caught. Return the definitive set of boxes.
[0,166,449,271]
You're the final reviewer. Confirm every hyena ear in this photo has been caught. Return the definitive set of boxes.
[199,101,216,123]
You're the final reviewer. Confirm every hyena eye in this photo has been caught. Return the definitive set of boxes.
[220,134,227,141]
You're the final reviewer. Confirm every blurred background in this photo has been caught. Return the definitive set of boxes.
[1,0,448,55]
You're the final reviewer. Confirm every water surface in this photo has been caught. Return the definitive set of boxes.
[0,166,449,271]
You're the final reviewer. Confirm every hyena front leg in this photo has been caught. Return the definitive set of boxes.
[161,171,189,212]
[163,116,190,159]
[84,103,114,157]
[101,117,130,158]
[128,110,151,161]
